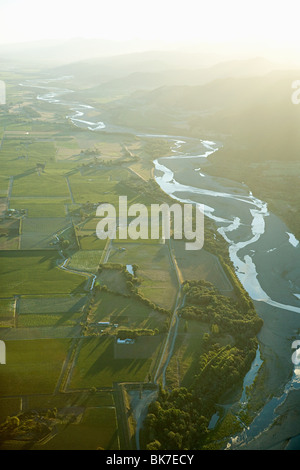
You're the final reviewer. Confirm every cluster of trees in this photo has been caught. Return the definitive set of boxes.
[194,341,258,402]
[117,328,158,340]
[144,387,208,450]
[80,148,100,156]
[0,410,57,442]
[181,280,263,343]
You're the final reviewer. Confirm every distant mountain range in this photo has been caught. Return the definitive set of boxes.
[0,38,222,68]
[98,69,300,162]
[70,57,279,95]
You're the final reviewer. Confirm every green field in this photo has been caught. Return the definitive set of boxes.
[0,299,14,318]
[68,250,102,272]
[36,407,119,450]
[79,235,106,251]
[172,240,233,294]
[0,298,15,327]
[0,251,87,296]
[109,242,178,309]
[0,339,71,395]
[10,198,69,217]
[0,175,9,196]
[92,291,166,331]
[19,295,87,314]
[70,337,157,389]
[0,219,20,250]
[17,312,83,328]
[21,217,69,249]
[12,172,70,197]
[69,167,134,205]
[0,140,56,176]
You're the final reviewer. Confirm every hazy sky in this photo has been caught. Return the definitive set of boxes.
[0,0,299,50]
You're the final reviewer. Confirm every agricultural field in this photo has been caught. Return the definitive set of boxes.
[20,217,69,249]
[172,240,233,295]
[35,407,119,450]
[0,324,81,341]
[0,251,87,296]
[74,218,110,252]
[68,250,102,272]
[10,198,70,217]
[17,294,86,328]
[68,167,135,205]
[0,139,57,176]
[0,177,9,196]
[97,268,129,295]
[0,219,20,250]
[19,295,87,315]
[78,235,106,251]
[91,290,167,331]
[55,137,81,161]
[17,312,83,328]
[69,336,161,389]
[0,339,71,395]
[0,397,21,425]
[0,298,15,328]
[26,390,115,411]
[109,242,178,310]
[12,172,70,198]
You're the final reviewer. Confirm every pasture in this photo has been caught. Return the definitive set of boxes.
[10,198,70,217]
[68,250,102,272]
[109,242,178,310]
[21,217,69,249]
[69,336,159,389]
[172,240,233,295]
[12,172,70,198]
[0,251,87,296]
[0,298,15,328]
[92,291,166,331]
[0,339,71,395]
[36,407,119,450]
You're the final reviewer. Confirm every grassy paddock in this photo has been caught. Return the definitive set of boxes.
[172,240,233,295]
[70,337,156,389]
[109,242,178,310]
[0,339,71,396]
[92,290,166,331]
[19,295,87,314]
[0,251,87,296]
[36,407,119,450]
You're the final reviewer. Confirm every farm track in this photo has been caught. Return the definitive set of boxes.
[7,176,14,209]
[113,384,133,450]
[153,240,183,385]
[54,337,81,394]
[65,176,75,204]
